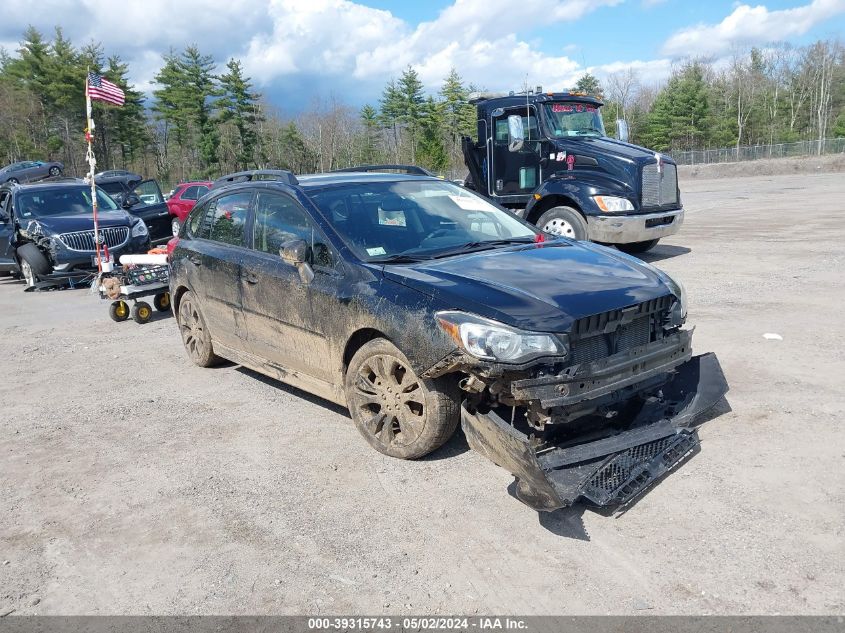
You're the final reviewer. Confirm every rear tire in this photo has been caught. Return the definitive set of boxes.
[345,338,460,460]
[171,218,181,236]
[176,290,220,367]
[16,243,51,289]
[617,239,659,254]
[7,177,19,185]
[48,166,61,177]
[536,206,588,240]
[153,292,170,312]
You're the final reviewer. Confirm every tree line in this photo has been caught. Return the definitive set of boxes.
[0,26,842,187]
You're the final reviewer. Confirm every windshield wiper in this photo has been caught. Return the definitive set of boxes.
[369,254,427,264]
[431,237,536,258]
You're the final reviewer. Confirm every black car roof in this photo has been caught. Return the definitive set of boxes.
[4,179,88,194]
[297,172,442,189]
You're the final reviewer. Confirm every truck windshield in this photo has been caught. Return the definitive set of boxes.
[16,187,119,219]
[543,102,606,138]
[310,180,539,262]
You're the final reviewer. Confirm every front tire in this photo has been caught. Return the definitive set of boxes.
[48,166,61,177]
[536,206,588,240]
[176,291,220,367]
[109,300,129,322]
[617,239,659,254]
[153,292,170,312]
[16,243,51,289]
[345,338,460,459]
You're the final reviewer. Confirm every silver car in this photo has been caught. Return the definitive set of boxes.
[0,160,64,184]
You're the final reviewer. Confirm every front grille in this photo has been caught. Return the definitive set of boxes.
[641,162,678,209]
[58,227,129,252]
[569,296,672,365]
[581,431,699,506]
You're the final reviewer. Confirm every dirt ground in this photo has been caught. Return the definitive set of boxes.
[1,172,843,616]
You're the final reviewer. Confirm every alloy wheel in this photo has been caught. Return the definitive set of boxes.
[20,260,35,287]
[178,297,207,362]
[171,218,180,236]
[350,354,426,449]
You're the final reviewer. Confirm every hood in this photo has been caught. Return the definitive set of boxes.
[553,137,668,164]
[382,241,673,332]
[30,211,133,234]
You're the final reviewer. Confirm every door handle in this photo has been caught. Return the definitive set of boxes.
[187,255,202,266]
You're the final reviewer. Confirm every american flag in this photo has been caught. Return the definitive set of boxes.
[87,72,125,106]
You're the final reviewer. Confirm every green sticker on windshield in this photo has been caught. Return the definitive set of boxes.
[366,247,386,256]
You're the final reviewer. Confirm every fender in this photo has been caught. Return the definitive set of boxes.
[524,170,636,223]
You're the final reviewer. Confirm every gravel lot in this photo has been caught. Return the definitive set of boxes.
[1,172,843,616]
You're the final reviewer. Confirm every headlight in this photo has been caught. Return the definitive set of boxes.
[593,195,634,212]
[662,274,688,320]
[131,220,149,238]
[436,311,568,363]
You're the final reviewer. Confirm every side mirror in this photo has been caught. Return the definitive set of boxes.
[123,194,141,208]
[279,239,314,284]
[615,119,629,143]
[507,115,524,152]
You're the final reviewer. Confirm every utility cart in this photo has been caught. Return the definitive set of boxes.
[97,254,171,324]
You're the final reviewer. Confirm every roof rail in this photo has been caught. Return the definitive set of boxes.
[332,164,435,177]
[211,169,298,189]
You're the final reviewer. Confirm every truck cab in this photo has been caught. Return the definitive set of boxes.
[462,91,684,253]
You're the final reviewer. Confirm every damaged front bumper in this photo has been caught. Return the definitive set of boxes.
[461,352,729,512]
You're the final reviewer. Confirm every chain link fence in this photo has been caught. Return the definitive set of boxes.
[670,138,845,165]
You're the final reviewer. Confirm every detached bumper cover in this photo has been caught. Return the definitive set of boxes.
[461,352,729,511]
[587,208,683,244]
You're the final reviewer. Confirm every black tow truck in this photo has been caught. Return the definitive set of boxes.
[462,91,683,253]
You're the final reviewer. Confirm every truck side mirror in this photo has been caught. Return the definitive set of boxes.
[616,119,629,143]
[507,115,524,152]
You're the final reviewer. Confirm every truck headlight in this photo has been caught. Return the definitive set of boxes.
[593,195,634,212]
[436,311,568,363]
[131,220,149,238]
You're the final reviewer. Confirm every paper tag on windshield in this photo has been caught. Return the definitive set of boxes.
[366,247,386,256]
[449,195,496,212]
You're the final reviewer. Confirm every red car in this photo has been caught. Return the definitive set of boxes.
[166,181,212,235]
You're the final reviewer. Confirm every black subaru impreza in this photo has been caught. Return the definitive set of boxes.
[169,169,728,511]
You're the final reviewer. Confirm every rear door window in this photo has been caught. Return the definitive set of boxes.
[182,186,200,201]
[133,180,164,205]
[194,191,253,246]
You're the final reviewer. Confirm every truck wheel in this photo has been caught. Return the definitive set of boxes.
[536,206,587,240]
[16,243,51,289]
[132,301,153,324]
[109,300,130,322]
[176,290,221,367]
[345,338,460,460]
[617,239,659,254]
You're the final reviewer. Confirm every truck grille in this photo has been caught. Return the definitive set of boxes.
[57,227,129,252]
[570,296,672,365]
[641,162,678,209]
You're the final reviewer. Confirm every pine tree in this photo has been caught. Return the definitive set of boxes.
[217,58,261,170]
[397,66,425,163]
[379,79,403,162]
[359,104,379,163]
[417,97,448,172]
[574,73,602,96]
[104,56,147,167]
[439,68,475,161]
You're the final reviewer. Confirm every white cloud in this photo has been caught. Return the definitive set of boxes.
[662,0,845,58]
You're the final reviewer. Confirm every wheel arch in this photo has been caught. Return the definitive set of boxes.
[171,284,191,315]
[342,328,393,375]
[526,194,585,225]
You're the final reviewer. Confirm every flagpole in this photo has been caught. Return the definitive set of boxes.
[85,68,102,273]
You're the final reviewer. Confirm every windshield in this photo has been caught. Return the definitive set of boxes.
[16,187,120,219]
[543,102,606,138]
[309,180,539,261]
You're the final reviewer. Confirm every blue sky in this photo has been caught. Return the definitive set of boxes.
[2,0,844,110]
